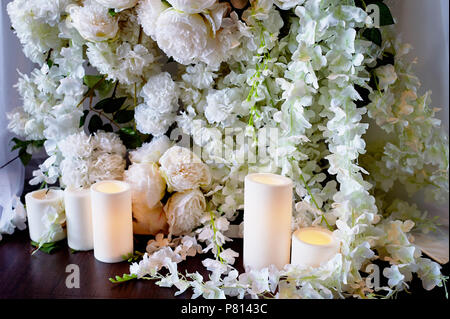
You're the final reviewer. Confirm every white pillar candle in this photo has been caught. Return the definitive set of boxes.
[291,227,339,268]
[64,187,94,251]
[25,189,66,243]
[244,173,293,270]
[90,180,133,263]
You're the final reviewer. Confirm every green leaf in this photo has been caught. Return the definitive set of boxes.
[113,109,134,124]
[109,273,137,284]
[377,2,395,26]
[118,127,142,149]
[88,114,103,133]
[83,75,104,89]
[108,8,117,17]
[47,59,54,68]
[362,28,382,46]
[31,240,65,254]
[102,123,114,132]
[79,110,89,128]
[18,148,32,166]
[94,97,127,113]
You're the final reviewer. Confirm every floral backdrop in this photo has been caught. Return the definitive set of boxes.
[0,0,449,299]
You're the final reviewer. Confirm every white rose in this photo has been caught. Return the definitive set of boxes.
[167,0,217,14]
[67,2,119,42]
[164,189,206,236]
[132,201,168,235]
[159,146,211,192]
[154,10,212,65]
[95,0,138,11]
[137,0,170,39]
[123,162,166,208]
[129,136,172,164]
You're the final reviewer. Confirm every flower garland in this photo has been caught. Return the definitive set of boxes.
[3,0,449,299]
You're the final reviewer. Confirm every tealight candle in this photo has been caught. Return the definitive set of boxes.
[291,227,339,268]
[64,187,93,251]
[244,173,293,270]
[90,180,133,263]
[25,189,66,243]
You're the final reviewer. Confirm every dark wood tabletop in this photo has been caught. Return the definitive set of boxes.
[1,228,448,299]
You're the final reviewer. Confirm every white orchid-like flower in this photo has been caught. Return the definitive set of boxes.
[159,146,211,192]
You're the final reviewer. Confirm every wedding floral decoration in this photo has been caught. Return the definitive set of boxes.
[4,0,449,299]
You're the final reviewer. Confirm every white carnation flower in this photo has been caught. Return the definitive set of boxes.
[67,2,119,42]
[92,131,127,156]
[137,0,170,40]
[205,88,246,127]
[167,0,217,14]
[164,189,206,236]
[58,132,93,158]
[159,146,211,192]
[95,0,138,11]
[124,162,166,208]
[140,72,180,113]
[129,136,172,164]
[134,104,175,136]
[90,153,126,183]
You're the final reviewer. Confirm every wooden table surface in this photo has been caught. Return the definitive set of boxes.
[0,229,245,299]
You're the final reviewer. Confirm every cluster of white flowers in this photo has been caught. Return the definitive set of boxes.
[6,0,448,298]
[59,131,127,188]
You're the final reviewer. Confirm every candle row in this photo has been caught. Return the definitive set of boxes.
[26,180,133,263]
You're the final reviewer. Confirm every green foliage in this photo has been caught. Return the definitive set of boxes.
[109,273,137,284]
[31,240,65,254]
[118,127,143,149]
[113,109,134,124]
[88,114,103,134]
[94,97,127,113]
[79,110,89,128]
[108,8,117,17]
[363,28,382,46]
[10,138,45,166]
[122,251,145,263]
[83,75,113,97]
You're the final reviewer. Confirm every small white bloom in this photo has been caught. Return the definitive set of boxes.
[129,136,173,164]
[164,189,206,236]
[167,0,217,14]
[140,72,180,114]
[134,103,175,136]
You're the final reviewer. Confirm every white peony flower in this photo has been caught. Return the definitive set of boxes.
[137,0,170,40]
[154,10,211,65]
[124,162,166,208]
[164,189,206,236]
[167,0,217,14]
[140,72,180,114]
[67,2,119,42]
[134,103,176,136]
[159,146,211,192]
[95,0,139,11]
[129,136,173,164]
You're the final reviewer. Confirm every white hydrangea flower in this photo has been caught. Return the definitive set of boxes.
[164,189,206,236]
[67,1,119,42]
[159,146,211,192]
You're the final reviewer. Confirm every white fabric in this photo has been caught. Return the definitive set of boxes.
[0,0,32,228]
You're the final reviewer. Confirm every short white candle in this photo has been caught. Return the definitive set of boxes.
[291,227,339,268]
[90,180,133,263]
[25,189,66,243]
[64,187,93,251]
[244,173,293,270]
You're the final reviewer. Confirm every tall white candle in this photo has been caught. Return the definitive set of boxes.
[25,189,66,243]
[90,180,133,263]
[244,173,293,270]
[64,187,94,251]
[291,227,339,268]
